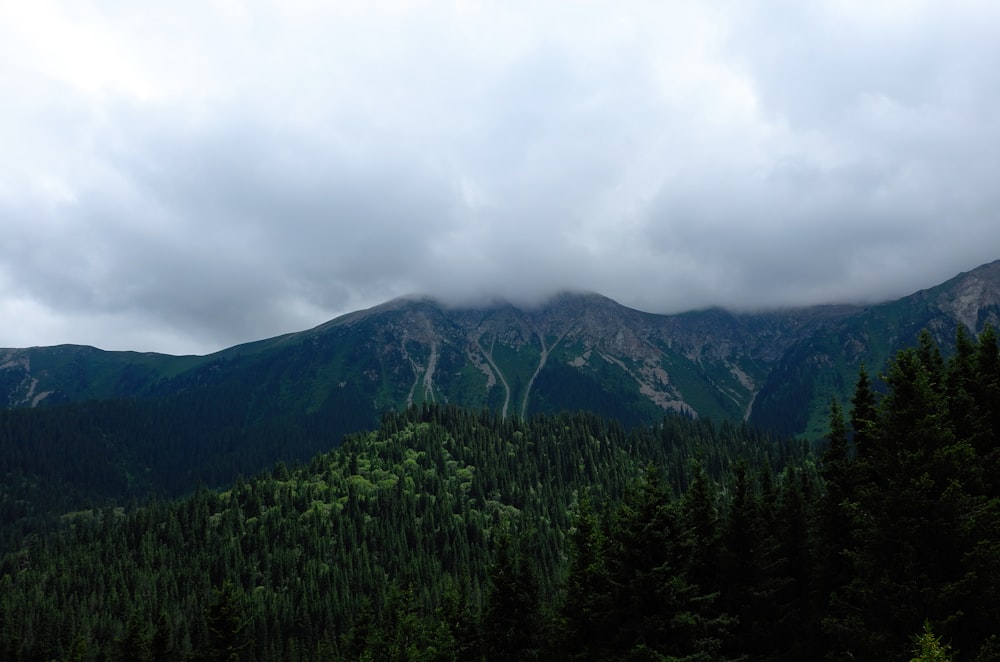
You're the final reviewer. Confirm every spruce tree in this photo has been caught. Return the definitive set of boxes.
[560,493,612,660]
[910,621,954,662]
[482,525,541,661]
[850,363,878,461]
[816,399,855,610]
[196,580,250,662]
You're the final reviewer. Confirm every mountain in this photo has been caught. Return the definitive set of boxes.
[752,258,1000,436]
[0,293,852,434]
[1,260,999,551]
[5,264,1000,660]
[3,260,1000,439]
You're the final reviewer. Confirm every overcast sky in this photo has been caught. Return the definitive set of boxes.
[2,1,999,355]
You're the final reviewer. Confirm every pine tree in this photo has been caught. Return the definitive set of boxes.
[816,399,855,612]
[150,611,173,662]
[910,621,954,662]
[837,343,980,660]
[113,609,151,662]
[681,461,721,599]
[606,464,728,660]
[973,325,1000,495]
[63,633,90,662]
[482,524,541,661]
[850,363,878,461]
[196,580,251,662]
[718,459,783,659]
[560,492,612,660]
[772,465,818,660]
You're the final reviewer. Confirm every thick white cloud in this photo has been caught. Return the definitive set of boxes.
[1,0,999,354]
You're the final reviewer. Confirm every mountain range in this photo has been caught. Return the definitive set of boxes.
[4,259,1000,441]
[4,262,1000,658]
[1,259,999,546]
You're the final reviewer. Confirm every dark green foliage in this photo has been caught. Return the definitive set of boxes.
[528,360,663,428]
[2,319,999,661]
[717,460,792,660]
[681,461,722,598]
[196,580,251,662]
[813,399,857,655]
[113,610,153,662]
[821,326,1000,661]
[559,493,613,660]
[850,362,878,459]
[748,341,818,438]
[603,464,731,660]
[482,526,541,660]
[0,382,377,553]
[0,405,805,660]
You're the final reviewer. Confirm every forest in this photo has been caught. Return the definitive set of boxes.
[0,326,998,660]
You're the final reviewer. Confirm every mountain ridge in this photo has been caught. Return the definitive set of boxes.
[2,259,999,439]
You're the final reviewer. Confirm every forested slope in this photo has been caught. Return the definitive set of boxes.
[0,406,802,661]
[0,377,376,553]
[1,325,999,660]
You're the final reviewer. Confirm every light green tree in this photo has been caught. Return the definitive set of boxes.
[910,621,953,662]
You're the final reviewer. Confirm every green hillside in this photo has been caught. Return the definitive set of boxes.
[2,322,999,660]
[0,405,806,661]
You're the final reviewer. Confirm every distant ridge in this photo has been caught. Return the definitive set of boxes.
[1,259,999,440]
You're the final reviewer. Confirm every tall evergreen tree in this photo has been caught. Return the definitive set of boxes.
[832,342,993,660]
[560,493,612,660]
[482,524,542,661]
[607,464,728,661]
[681,461,721,599]
[718,460,783,660]
[850,363,878,461]
[972,324,1000,495]
[196,580,251,662]
[816,399,855,611]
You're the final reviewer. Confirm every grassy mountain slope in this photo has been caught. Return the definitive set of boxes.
[749,260,1000,437]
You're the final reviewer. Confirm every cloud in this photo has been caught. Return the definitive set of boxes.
[1,1,999,354]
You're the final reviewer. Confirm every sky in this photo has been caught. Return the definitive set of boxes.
[2,1,1000,355]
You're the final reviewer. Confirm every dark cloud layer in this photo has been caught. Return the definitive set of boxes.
[2,1,999,354]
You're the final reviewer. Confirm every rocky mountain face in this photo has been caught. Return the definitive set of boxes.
[306,292,861,426]
[3,259,1000,439]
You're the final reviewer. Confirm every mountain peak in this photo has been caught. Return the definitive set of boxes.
[930,259,1000,331]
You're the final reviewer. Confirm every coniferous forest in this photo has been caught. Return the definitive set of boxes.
[1,327,999,660]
